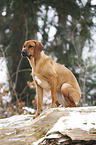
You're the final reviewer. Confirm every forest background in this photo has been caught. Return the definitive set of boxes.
[0,0,96,117]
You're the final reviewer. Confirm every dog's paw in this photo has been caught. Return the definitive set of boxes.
[49,103,56,108]
[32,112,40,119]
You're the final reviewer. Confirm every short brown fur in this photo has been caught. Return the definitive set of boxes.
[22,40,81,118]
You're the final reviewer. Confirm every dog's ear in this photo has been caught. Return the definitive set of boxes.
[34,41,44,56]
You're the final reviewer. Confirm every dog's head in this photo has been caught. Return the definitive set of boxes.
[21,40,44,59]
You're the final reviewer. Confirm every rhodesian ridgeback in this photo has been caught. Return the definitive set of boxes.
[21,40,81,118]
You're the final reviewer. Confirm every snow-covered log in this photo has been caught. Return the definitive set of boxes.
[0,106,96,145]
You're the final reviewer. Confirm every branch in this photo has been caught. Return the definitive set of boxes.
[10,68,32,79]
[14,57,23,89]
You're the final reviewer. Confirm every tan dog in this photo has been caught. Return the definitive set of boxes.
[21,40,81,118]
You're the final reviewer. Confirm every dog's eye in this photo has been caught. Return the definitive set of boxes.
[28,45,33,48]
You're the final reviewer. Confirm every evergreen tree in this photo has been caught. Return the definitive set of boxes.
[0,0,96,106]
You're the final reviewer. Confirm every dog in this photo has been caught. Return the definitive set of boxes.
[21,40,81,118]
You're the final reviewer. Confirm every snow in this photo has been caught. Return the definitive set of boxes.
[0,57,11,104]
[0,57,8,84]
[47,107,96,134]
[33,106,96,145]
[33,137,45,145]
[1,107,95,131]
[0,114,32,129]
[2,95,11,105]
[22,107,35,114]
[0,106,96,144]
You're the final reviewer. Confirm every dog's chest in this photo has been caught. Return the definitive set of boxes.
[34,76,41,85]
[33,72,50,90]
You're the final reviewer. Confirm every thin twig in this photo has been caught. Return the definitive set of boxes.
[14,57,23,89]
[10,69,32,79]
[10,80,19,103]
[0,46,5,57]
[19,85,28,100]
[25,16,28,40]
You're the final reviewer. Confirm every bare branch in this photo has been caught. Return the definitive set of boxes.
[10,69,32,79]
[14,57,23,89]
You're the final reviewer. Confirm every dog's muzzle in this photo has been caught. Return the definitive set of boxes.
[21,50,32,58]
[21,50,28,57]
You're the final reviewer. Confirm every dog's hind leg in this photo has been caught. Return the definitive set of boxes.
[61,83,81,107]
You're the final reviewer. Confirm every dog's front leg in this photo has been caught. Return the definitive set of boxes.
[33,84,43,119]
[49,76,57,108]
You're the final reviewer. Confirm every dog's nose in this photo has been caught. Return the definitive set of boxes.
[21,50,27,57]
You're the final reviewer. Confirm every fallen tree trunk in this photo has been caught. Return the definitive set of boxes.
[0,106,96,145]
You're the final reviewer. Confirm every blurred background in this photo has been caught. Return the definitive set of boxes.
[0,0,96,118]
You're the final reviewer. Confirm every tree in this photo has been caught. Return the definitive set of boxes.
[0,0,96,106]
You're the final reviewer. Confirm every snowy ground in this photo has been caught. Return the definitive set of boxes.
[0,106,96,145]
[0,57,11,105]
